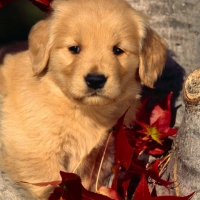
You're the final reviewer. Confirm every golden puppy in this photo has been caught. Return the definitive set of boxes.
[0,0,166,199]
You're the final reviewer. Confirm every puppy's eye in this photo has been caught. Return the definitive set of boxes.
[69,46,81,54]
[113,46,124,55]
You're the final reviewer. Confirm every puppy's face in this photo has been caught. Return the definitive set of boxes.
[29,0,167,106]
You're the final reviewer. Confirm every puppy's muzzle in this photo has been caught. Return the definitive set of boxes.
[85,74,107,90]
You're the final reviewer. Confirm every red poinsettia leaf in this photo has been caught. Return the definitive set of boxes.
[32,0,51,5]
[150,106,165,125]
[133,173,194,200]
[111,163,121,190]
[153,112,176,137]
[147,148,166,156]
[130,161,173,188]
[59,171,74,183]
[165,127,177,135]
[111,169,134,198]
[59,171,80,186]
[136,120,162,145]
[136,92,173,126]
[153,112,171,130]
[136,97,152,125]
[98,186,123,200]
[152,117,177,140]
[115,110,134,170]
[124,129,141,151]
[133,173,151,200]
[146,140,171,156]
[150,92,173,126]
[121,177,132,198]
[159,92,172,112]
[130,162,145,175]
[49,187,65,200]
[147,160,173,188]
[82,186,112,200]
[136,114,177,148]
[49,172,82,200]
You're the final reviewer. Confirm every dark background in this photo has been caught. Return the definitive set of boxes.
[0,0,45,47]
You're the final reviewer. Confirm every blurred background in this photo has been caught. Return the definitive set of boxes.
[0,0,45,47]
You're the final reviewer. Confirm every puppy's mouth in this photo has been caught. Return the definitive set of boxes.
[88,91,101,97]
[85,91,105,99]
[73,90,112,105]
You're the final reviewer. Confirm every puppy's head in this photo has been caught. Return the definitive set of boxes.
[29,0,167,106]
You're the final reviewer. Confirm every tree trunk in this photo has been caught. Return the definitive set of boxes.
[161,68,200,199]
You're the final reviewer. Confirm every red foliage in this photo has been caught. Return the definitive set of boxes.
[114,110,134,171]
[129,160,173,188]
[48,172,112,200]
[108,93,176,197]
[134,173,194,200]
[127,92,177,156]
[48,172,82,200]
[46,92,192,199]
[111,110,134,194]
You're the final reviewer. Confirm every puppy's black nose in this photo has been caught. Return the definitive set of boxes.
[85,74,107,90]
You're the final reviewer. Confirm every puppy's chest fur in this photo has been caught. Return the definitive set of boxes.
[0,57,128,185]
[2,82,112,164]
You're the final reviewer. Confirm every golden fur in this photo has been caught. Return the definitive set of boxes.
[0,0,166,199]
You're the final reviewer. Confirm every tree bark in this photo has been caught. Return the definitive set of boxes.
[160,68,200,199]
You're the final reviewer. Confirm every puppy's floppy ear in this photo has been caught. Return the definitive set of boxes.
[29,19,51,75]
[139,27,167,88]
